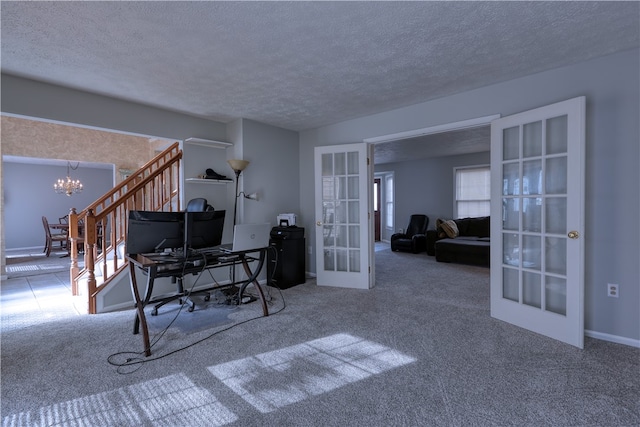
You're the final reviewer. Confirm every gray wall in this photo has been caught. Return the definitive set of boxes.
[241,119,300,227]
[3,161,113,249]
[1,74,228,141]
[375,151,490,233]
[300,49,639,342]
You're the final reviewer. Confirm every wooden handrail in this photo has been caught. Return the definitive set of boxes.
[69,142,182,314]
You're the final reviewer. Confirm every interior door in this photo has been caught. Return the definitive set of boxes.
[490,96,585,348]
[314,143,374,289]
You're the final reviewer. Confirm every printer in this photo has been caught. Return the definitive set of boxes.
[277,213,297,227]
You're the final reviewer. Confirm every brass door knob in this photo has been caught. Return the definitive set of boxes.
[568,231,579,239]
[316,221,322,226]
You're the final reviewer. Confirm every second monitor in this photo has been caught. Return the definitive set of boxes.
[126,210,226,255]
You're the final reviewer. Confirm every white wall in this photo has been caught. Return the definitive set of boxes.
[300,49,640,343]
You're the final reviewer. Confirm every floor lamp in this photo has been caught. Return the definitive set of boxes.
[227,159,250,227]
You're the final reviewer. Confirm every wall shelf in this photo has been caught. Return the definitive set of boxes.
[185,178,233,184]
[184,137,232,149]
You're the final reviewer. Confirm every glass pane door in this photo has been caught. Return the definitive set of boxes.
[315,143,373,289]
[491,97,585,348]
[501,117,568,315]
[321,151,361,273]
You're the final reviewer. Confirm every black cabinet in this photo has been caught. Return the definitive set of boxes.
[268,226,305,289]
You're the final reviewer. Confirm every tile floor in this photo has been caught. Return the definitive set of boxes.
[1,252,84,332]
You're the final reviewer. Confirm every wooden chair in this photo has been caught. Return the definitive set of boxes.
[42,216,68,257]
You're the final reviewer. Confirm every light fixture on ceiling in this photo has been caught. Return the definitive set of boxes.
[227,159,251,227]
[53,161,83,196]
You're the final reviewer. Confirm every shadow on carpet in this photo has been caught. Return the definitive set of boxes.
[144,295,247,334]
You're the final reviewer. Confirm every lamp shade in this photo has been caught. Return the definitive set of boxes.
[227,159,250,173]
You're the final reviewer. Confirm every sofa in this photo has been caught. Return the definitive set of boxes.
[426,216,490,267]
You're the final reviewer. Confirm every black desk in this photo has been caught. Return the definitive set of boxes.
[127,248,269,356]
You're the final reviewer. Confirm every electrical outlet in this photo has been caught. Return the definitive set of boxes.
[607,283,619,298]
[308,245,312,255]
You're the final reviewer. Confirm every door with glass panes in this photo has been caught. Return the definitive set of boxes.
[490,97,585,348]
[314,143,374,289]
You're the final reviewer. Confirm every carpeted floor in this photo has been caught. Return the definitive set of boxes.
[1,248,639,426]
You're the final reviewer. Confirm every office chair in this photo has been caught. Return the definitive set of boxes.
[152,198,213,315]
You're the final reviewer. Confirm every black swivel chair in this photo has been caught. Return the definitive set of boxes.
[390,214,429,253]
[186,197,214,212]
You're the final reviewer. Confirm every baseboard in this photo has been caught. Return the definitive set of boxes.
[585,329,640,348]
[5,246,43,252]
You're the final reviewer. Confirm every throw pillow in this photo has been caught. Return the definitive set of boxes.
[441,220,459,238]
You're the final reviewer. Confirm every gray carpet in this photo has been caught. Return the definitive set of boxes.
[1,248,639,426]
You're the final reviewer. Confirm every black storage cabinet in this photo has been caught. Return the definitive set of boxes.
[268,226,305,289]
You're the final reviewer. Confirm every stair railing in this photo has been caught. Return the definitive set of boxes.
[69,142,182,314]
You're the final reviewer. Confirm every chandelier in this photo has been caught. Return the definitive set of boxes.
[54,161,83,196]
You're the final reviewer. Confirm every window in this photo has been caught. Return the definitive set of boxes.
[385,174,394,229]
[455,166,490,218]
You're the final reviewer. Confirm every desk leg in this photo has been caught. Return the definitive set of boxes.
[129,262,151,357]
[240,252,269,317]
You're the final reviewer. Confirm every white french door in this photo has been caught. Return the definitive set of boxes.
[490,97,586,348]
[314,143,374,289]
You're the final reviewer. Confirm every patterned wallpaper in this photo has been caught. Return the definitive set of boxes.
[1,116,171,175]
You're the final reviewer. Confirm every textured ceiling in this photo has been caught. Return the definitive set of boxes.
[374,126,491,164]
[1,1,639,161]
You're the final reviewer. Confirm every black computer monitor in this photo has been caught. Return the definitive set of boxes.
[184,210,226,251]
[126,211,184,255]
[127,210,226,256]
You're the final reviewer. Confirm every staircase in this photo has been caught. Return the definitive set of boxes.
[68,142,182,314]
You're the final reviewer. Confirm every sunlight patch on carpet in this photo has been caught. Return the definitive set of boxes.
[208,333,416,413]
[2,373,237,427]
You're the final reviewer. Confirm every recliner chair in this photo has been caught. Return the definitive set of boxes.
[390,214,429,253]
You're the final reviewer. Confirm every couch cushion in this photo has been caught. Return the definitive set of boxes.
[455,216,490,237]
[435,237,490,267]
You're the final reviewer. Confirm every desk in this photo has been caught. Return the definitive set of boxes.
[127,248,269,356]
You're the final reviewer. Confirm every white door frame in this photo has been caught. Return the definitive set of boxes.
[364,114,500,238]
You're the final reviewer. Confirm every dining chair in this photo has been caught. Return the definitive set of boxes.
[42,216,68,257]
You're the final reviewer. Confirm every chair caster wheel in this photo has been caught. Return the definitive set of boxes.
[151,308,158,316]
[204,294,210,302]
[188,305,195,312]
